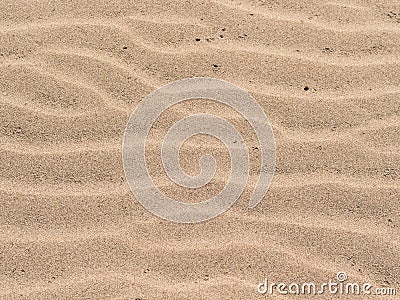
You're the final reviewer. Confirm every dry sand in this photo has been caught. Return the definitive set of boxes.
[0,0,399,299]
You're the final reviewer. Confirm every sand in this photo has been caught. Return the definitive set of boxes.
[0,0,399,299]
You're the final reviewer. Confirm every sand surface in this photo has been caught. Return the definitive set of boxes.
[0,0,399,299]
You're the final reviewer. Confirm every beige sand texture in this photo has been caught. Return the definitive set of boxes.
[1,0,400,299]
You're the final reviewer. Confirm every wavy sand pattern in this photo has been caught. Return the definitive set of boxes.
[0,0,399,299]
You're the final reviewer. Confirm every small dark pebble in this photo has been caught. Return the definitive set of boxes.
[122,46,127,49]
[213,64,218,68]
[195,38,201,42]
[304,86,309,91]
